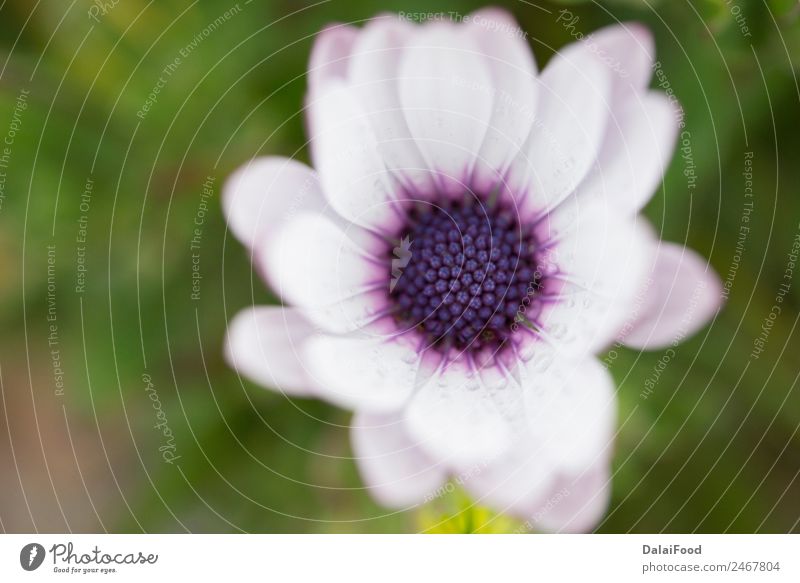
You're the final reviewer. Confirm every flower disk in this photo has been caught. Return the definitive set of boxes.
[389,198,542,354]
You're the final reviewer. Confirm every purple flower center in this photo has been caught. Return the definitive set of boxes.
[388,198,542,355]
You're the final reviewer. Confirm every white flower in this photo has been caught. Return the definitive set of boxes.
[223,8,722,532]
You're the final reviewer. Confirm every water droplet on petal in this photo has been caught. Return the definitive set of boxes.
[465,379,481,391]
[487,376,508,391]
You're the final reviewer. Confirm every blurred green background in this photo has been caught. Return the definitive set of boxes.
[0,0,798,533]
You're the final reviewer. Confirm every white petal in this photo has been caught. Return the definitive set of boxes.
[304,334,418,413]
[351,411,447,508]
[222,157,326,250]
[404,359,524,466]
[349,16,435,194]
[576,92,679,215]
[459,439,555,521]
[308,24,358,91]
[465,8,538,193]
[620,242,722,349]
[504,41,611,219]
[262,211,382,304]
[300,289,395,336]
[464,456,611,532]
[533,200,652,355]
[529,461,612,533]
[542,200,648,295]
[520,357,616,473]
[559,22,654,98]
[398,23,494,194]
[224,307,318,396]
[460,359,615,526]
[260,212,389,334]
[307,80,403,230]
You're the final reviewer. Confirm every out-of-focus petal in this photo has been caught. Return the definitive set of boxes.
[307,80,403,230]
[262,212,382,304]
[503,42,611,221]
[461,358,614,528]
[351,410,447,508]
[222,157,326,251]
[465,8,538,193]
[520,358,616,472]
[224,306,318,396]
[308,23,358,90]
[349,15,435,194]
[559,22,654,98]
[404,359,524,466]
[303,334,419,413]
[529,461,612,533]
[398,22,494,195]
[620,242,722,349]
[576,92,679,215]
[532,199,652,356]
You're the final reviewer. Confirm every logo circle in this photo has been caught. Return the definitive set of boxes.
[20,543,46,571]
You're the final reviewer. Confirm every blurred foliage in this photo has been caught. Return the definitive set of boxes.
[0,0,798,532]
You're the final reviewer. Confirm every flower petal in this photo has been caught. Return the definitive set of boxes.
[529,461,612,533]
[459,439,555,522]
[260,211,389,333]
[262,211,381,302]
[307,80,403,230]
[504,41,611,219]
[224,306,318,396]
[559,22,654,98]
[351,410,447,508]
[398,22,494,194]
[303,334,419,413]
[533,200,652,355]
[465,8,538,193]
[460,358,615,526]
[462,453,611,532]
[222,157,326,251]
[348,16,435,194]
[520,357,616,473]
[308,23,358,90]
[576,91,679,215]
[620,242,722,349]
[404,359,524,466]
